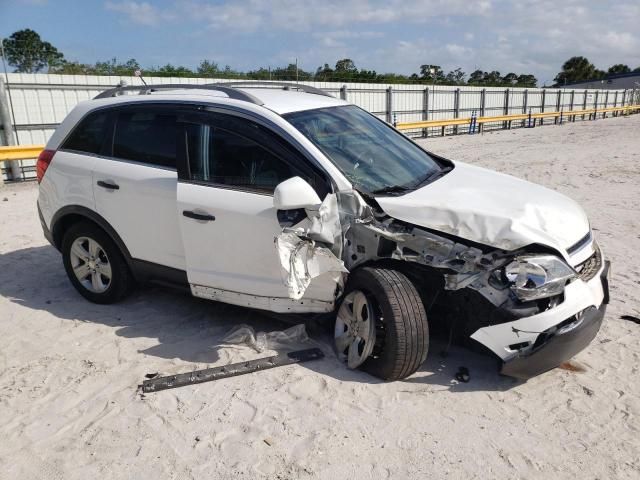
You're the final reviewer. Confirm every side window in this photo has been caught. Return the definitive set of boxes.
[113,109,177,168]
[185,122,305,193]
[62,110,108,154]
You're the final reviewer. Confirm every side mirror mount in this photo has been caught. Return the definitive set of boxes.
[273,176,322,210]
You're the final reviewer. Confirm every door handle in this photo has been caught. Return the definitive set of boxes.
[183,210,216,222]
[97,180,119,190]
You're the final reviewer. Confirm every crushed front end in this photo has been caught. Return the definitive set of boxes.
[472,243,609,379]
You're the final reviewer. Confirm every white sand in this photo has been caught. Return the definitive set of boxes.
[1,115,639,479]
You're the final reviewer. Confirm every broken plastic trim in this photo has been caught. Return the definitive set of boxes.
[141,348,325,393]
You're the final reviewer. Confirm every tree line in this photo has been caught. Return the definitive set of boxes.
[2,29,639,88]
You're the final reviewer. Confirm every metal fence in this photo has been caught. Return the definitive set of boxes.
[1,73,639,182]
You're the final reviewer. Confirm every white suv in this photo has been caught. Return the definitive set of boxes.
[37,82,609,381]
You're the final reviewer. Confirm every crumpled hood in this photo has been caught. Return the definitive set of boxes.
[375,161,590,256]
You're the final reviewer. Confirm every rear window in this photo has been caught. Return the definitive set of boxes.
[113,109,177,168]
[62,110,108,154]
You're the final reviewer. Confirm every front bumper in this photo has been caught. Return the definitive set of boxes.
[471,251,610,380]
[500,302,606,379]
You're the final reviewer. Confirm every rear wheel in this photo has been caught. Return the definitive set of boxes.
[62,222,134,304]
[335,267,429,381]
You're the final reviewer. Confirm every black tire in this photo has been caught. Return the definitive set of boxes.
[62,221,134,304]
[341,267,429,381]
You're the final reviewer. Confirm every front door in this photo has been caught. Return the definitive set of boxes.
[175,111,334,309]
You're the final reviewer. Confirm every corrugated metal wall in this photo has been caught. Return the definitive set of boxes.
[0,73,634,181]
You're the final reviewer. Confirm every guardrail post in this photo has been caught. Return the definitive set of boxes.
[603,90,609,119]
[453,88,460,134]
[0,77,20,184]
[503,88,510,129]
[613,91,618,116]
[479,88,486,133]
[570,90,575,121]
[339,85,348,100]
[521,89,528,128]
[593,91,599,120]
[555,90,562,124]
[422,88,429,137]
[540,89,546,126]
[385,86,393,124]
[583,89,588,120]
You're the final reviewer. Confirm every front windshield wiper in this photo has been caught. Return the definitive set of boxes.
[409,164,454,190]
[370,185,413,195]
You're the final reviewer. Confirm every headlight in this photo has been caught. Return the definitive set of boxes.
[504,254,576,301]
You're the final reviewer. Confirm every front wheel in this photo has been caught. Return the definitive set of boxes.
[335,267,429,380]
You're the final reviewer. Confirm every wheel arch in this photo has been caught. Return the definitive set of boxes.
[51,205,135,274]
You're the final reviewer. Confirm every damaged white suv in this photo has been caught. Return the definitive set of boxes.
[37,82,609,381]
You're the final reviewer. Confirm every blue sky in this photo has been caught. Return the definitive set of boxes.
[2,0,639,85]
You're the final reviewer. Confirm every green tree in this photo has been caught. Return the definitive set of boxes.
[52,60,92,74]
[516,74,537,87]
[91,58,140,75]
[419,64,445,83]
[197,60,220,77]
[150,63,194,77]
[445,68,466,85]
[246,67,271,80]
[501,72,518,85]
[607,64,631,75]
[554,56,603,85]
[314,63,334,81]
[468,69,485,85]
[2,29,64,73]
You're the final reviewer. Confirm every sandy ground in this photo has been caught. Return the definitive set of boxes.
[1,115,639,479]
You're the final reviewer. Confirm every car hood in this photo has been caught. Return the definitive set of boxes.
[374,161,590,256]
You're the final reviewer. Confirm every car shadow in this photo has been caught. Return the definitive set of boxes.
[0,245,520,392]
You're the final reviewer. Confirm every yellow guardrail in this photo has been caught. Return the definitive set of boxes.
[0,145,43,162]
[396,104,640,131]
[1,104,639,161]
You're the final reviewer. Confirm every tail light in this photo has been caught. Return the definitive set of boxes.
[36,149,56,183]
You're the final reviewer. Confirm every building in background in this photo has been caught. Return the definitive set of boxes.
[562,72,640,90]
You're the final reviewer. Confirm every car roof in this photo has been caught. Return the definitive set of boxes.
[92,85,348,115]
[235,87,347,114]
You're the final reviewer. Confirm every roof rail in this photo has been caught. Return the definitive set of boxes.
[93,84,264,105]
[216,81,334,98]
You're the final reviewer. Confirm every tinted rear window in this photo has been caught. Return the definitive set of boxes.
[62,110,108,154]
[113,110,177,168]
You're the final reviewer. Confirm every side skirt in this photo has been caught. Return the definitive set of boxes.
[190,284,335,313]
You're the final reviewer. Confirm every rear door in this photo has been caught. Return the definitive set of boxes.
[92,105,185,271]
[175,110,334,305]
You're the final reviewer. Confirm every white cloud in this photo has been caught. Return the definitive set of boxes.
[102,0,640,81]
[105,1,175,26]
[174,0,494,32]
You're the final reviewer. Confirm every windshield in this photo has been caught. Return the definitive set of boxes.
[284,105,443,194]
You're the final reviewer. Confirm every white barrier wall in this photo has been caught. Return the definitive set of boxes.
[0,73,635,181]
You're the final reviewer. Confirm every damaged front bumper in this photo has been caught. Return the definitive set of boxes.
[471,253,610,380]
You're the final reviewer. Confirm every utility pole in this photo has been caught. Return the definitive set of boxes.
[0,38,21,182]
[295,58,299,83]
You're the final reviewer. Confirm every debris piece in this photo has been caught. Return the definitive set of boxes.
[223,323,310,353]
[620,315,640,325]
[141,348,325,393]
[2,198,7,202]
[263,438,273,446]
[582,386,594,396]
[145,372,159,379]
[195,436,201,442]
[455,367,470,383]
